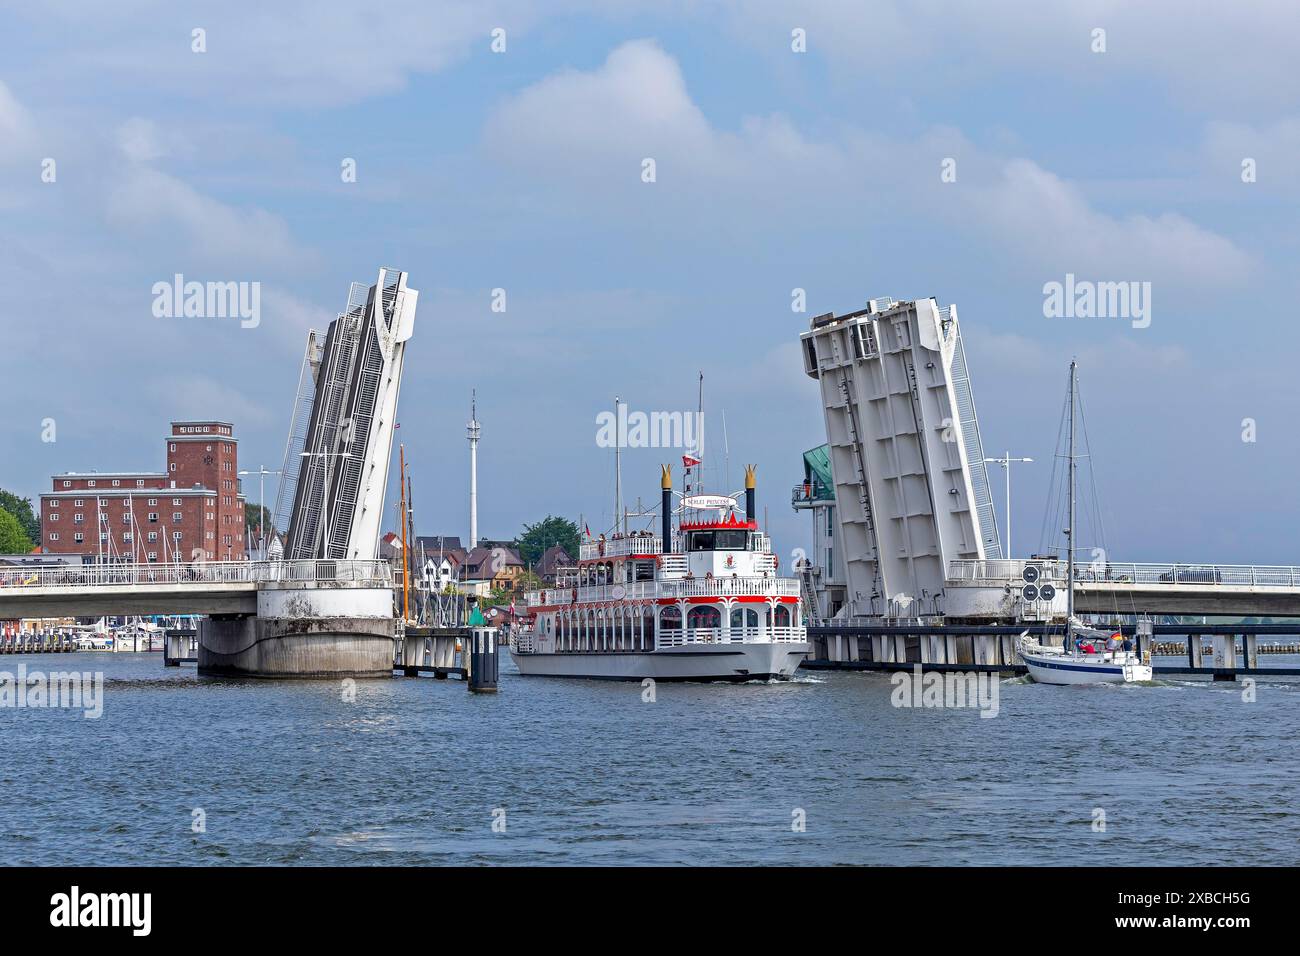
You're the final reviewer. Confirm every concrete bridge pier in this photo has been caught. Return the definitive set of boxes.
[1212,634,1238,681]
[199,583,394,678]
[1244,633,1259,669]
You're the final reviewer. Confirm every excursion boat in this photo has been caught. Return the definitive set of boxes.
[1017,361,1152,686]
[509,466,809,681]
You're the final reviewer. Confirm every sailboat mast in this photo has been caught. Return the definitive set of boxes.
[1066,360,1077,641]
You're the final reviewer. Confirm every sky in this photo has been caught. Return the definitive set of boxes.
[2,1,1299,566]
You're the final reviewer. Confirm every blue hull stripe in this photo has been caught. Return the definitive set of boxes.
[1024,657,1128,675]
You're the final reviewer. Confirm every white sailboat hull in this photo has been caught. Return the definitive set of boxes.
[1020,648,1152,685]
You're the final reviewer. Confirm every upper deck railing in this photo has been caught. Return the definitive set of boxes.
[948,559,1300,589]
[578,534,664,561]
[0,559,393,590]
[527,575,801,607]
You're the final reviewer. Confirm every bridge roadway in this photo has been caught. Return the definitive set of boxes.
[0,560,391,618]
[950,559,1300,617]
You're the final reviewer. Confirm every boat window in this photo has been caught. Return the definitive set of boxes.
[715,530,748,550]
[688,531,714,551]
[633,560,656,582]
[687,605,721,629]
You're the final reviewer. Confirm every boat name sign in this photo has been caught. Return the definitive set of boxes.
[683,495,738,510]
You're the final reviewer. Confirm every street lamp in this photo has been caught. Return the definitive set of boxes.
[984,452,1033,559]
[238,465,283,561]
[300,451,352,558]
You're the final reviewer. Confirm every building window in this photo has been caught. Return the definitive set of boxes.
[62,480,71,488]
[148,512,158,522]
[136,480,145,488]
[49,532,59,541]
[148,531,158,541]
[148,498,157,506]
[123,532,133,542]
[173,531,183,541]
[88,480,95,487]
[74,533,84,544]
[169,463,176,472]
[173,513,183,522]
[122,514,131,525]
[173,498,182,506]
[74,499,83,507]
[100,533,108,542]
[74,513,83,523]
[147,552,157,561]
[112,479,120,487]
[50,499,60,507]
[205,531,214,540]
[170,443,176,452]
[49,513,58,521]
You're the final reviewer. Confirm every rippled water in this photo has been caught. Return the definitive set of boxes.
[1,652,1296,865]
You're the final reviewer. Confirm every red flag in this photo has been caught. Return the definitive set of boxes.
[584,523,592,539]
[682,453,702,468]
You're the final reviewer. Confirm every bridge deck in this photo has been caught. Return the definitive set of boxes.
[0,560,391,619]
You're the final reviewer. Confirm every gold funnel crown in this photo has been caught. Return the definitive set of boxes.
[744,464,757,489]
[661,464,672,489]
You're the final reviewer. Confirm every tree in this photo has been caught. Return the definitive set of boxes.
[0,508,33,554]
[515,515,580,566]
[0,489,40,542]
[244,502,275,537]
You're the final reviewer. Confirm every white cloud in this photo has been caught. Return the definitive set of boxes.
[486,41,1253,291]
[969,159,1253,285]
[105,165,313,270]
[116,117,169,163]
[720,0,1300,114]
[0,81,33,156]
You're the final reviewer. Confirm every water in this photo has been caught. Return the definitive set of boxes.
[2,652,1297,866]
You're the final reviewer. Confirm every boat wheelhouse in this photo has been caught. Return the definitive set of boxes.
[509,466,808,681]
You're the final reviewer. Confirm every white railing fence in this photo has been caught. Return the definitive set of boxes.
[949,559,1300,589]
[0,559,393,590]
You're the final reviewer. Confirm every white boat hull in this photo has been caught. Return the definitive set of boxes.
[1020,648,1152,685]
[510,642,808,681]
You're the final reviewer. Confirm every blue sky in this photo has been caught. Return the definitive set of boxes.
[2,1,1299,565]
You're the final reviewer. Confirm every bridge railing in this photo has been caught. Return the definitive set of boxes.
[949,559,1300,589]
[0,559,393,590]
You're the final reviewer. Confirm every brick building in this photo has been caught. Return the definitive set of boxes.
[39,421,247,562]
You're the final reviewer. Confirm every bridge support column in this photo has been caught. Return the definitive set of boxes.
[199,585,395,678]
[1187,633,1203,669]
[1212,634,1237,681]
[1243,633,1258,669]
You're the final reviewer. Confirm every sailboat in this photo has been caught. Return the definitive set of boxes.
[1018,361,1152,685]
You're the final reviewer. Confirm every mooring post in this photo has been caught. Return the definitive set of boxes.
[467,626,499,693]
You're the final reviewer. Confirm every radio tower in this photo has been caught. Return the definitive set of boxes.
[467,389,480,549]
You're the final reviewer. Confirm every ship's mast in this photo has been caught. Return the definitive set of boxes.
[614,395,623,535]
[1066,360,1077,647]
